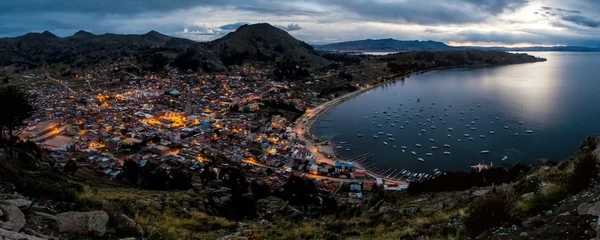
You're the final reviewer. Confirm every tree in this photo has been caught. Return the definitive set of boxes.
[122,160,140,184]
[63,160,78,176]
[0,86,35,139]
[140,162,169,190]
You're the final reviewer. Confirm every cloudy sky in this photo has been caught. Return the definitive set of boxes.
[1,0,599,47]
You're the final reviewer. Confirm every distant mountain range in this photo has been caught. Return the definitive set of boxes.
[314,38,600,52]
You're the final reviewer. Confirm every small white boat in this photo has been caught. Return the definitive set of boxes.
[526,130,533,133]
[378,132,384,135]
[501,155,508,161]
[442,121,446,124]
[477,104,481,107]
[489,131,495,134]
[457,139,462,142]
[448,128,454,131]
[460,118,464,121]
[411,151,417,155]
[336,146,342,149]
[480,135,485,138]
[447,134,452,138]
[466,124,471,127]
[383,142,388,145]
[418,158,425,162]
[421,129,427,132]
[504,126,509,129]
[429,138,435,142]
[439,117,443,120]
[378,124,382,127]
[474,117,479,120]
[395,120,399,122]
[358,133,364,137]
[401,146,407,149]
[518,121,524,125]
[402,149,406,153]
[365,116,368,119]
[443,144,451,148]
[387,133,393,137]
[444,151,451,155]
[515,133,519,136]
[346,148,351,151]
[471,121,475,124]
[427,119,431,122]
[460,111,464,114]
[390,124,395,126]
[416,144,422,147]
[464,134,470,137]
[480,150,490,154]
[406,121,410,123]
[471,127,477,130]
[426,153,433,156]
[389,138,395,141]
[431,146,437,150]
[430,126,436,129]
[373,135,378,138]
[418,133,421,136]
[341,142,346,144]
[393,145,397,148]
[400,126,404,129]
[496,117,500,120]
[490,121,494,124]
[469,137,474,140]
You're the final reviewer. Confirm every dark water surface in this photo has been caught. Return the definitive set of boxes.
[311,52,600,174]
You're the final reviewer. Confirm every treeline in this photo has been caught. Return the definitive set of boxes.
[407,164,531,194]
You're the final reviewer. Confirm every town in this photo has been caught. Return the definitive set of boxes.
[16,63,409,205]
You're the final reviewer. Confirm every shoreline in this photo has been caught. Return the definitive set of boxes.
[293,61,545,184]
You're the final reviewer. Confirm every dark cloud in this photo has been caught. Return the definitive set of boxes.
[275,23,303,31]
[555,8,581,14]
[219,22,250,30]
[562,15,600,28]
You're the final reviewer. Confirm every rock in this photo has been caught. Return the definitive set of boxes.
[596,216,600,240]
[22,228,57,240]
[115,213,144,237]
[0,199,32,209]
[578,203,591,215]
[520,232,528,237]
[286,207,303,219]
[55,211,108,236]
[207,180,224,189]
[472,189,489,197]
[0,205,26,232]
[242,193,255,202]
[587,202,600,216]
[521,192,534,199]
[0,228,45,240]
[217,232,248,240]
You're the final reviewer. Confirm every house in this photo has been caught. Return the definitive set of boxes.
[292,148,311,160]
[351,170,366,179]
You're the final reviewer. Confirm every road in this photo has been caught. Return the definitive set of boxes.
[242,159,365,183]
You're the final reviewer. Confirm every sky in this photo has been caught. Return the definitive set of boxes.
[1,0,599,47]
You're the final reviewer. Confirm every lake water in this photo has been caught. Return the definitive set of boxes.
[311,52,600,175]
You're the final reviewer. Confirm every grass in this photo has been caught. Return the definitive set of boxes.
[136,210,236,240]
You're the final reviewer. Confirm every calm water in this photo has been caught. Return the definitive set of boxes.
[311,52,600,174]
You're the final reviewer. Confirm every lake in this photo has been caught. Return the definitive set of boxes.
[311,52,600,175]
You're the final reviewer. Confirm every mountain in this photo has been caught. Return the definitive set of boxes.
[206,23,330,67]
[314,39,454,52]
[0,30,202,71]
[467,46,600,52]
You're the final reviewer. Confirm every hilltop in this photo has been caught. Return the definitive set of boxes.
[314,38,454,52]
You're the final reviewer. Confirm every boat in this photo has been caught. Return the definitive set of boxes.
[406,121,410,123]
[442,121,446,124]
[378,132,384,135]
[443,144,451,148]
[469,137,474,140]
[447,134,452,138]
[501,155,508,161]
[341,142,346,144]
[401,146,407,149]
[416,144,422,147]
[464,134,470,137]
[390,124,395,126]
[490,121,494,124]
[346,148,351,151]
[480,135,485,138]
[489,131,495,134]
[427,119,431,122]
[474,117,479,120]
[421,129,427,132]
[418,133,421,136]
[393,145,397,148]
[448,128,454,131]
[418,158,425,162]
[358,133,363,137]
[365,116,368,119]
[504,126,509,129]
[411,151,417,155]
[336,146,342,149]
[383,142,388,145]
[471,127,477,130]
[430,126,436,129]
[378,124,382,127]
[373,135,378,138]
[400,126,404,129]
[387,133,393,137]
[431,146,437,150]
[457,139,462,142]
[466,124,471,127]
[429,138,435,142]
[471,121,475,124]
[480,150,490,154]
[402,149,406,153]
[389,138,395,141]
[443,108,447,111]
[444,151,451,155]
[526,130,533,133]
[477,104,481,107]
[426,153,433,156]
[515,133,519,136]
[460,118,464,121]
[496,117,500,120]
[518,121,524,125]
[460,111,464,114]
[439,117,443,120]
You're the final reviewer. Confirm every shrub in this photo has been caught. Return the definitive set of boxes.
[512,184,568,216]
[464,194,510,236]
[567,152,598,193]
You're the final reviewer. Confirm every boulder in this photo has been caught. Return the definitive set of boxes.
[115,213,144,237]
[207,180,224,189]
[0,205,26,232]
[520,192,534,199]
[55,211,108,236]
[520,232,528,237]
[0,199,32,209]
[577,203,591,215]
[587,202,600,216]
[0,228,45,240]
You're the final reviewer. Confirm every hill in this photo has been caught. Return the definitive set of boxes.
[314,38,454,52]
[206,23,330,67]
[0,30,202,72]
